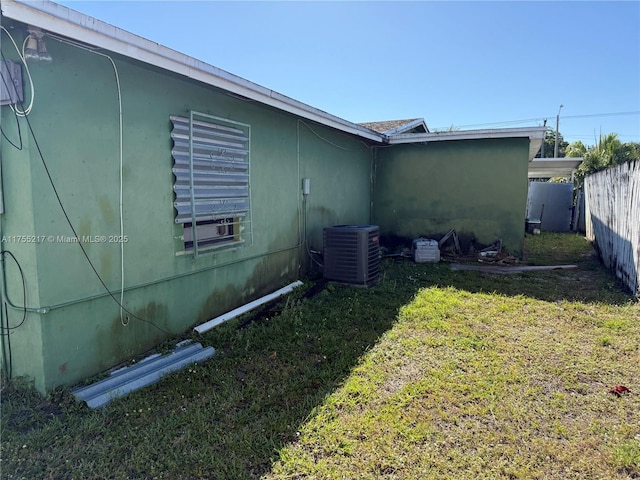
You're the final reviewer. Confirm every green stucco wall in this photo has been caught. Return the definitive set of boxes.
[1,27,372,391]
[373,138,530,256]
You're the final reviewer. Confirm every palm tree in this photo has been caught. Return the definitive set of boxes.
[574,133,640,186]
[566,140,587,158]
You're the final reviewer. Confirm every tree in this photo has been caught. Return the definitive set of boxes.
[627,142,640,160]
[566,140,587,158]
[431,125,460,132]
[621,141,640,163]
[574,133,640,187]
[536,128,569,158]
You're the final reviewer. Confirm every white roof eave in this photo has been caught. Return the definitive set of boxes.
[528,157,583,178]
[1,0,385,143]
[388,127,546,161]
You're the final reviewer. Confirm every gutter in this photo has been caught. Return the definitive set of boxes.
[1,0,385,143]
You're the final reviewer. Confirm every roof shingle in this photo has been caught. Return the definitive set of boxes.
[358,119,422,134]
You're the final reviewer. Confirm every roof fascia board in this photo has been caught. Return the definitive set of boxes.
[530,157,583,164]
[387,127,546,144]
[1,0,385,143]
[388,127,545,161]
[528,169,577,178]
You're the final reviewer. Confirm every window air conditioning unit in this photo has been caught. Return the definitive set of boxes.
[323,225,380,287]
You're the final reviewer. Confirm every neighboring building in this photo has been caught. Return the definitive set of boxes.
[526,157,584,233]
[0,0,544,392]
[358,118,429,135]
[527,157,583,180]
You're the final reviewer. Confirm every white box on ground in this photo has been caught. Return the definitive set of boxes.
[413,238,440,263]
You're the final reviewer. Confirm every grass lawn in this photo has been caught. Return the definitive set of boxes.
[2,233,639,479]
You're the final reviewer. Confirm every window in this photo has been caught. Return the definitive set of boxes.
[171,112,252,255]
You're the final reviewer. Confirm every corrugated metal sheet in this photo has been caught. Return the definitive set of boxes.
[71,342,215,409]
[171,115,250,224]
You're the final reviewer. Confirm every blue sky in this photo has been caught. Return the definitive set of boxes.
[57,1,640,146]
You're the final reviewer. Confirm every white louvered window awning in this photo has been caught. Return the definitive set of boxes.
[171,113,252,255]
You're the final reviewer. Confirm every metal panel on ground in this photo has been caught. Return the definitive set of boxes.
[71,342,215,408]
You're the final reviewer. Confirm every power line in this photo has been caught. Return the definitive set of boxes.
[433,110,640,130]
[437,117,545,129]
[563,111,640,120]
[565,134,639,139]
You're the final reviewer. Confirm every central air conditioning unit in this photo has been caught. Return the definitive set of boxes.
[323,225,380,287]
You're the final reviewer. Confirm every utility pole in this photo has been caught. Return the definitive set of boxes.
[554,104,563,158]
[541,119,547,157]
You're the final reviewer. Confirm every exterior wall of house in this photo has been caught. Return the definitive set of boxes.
[1,33,372,391]
[0,121,46,386]
[373,138,530,257]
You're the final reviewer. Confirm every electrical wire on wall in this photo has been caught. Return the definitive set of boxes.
[298,119,370,152]
[303,193,324,269]
[0,29,173,335]
[0,26,35,117]
[0,251,28,332]
[0,250,28,378]
[20,110,174,335]
[2,303,13,378]
[296,120,304,250]
[46,33,127,326]
[296,121,316,270]
[1,27,31,376]
[296,119,372,269]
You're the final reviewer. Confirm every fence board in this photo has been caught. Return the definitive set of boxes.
[585,160,640,295]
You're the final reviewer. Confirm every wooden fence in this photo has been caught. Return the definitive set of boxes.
[585,160,639,296]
